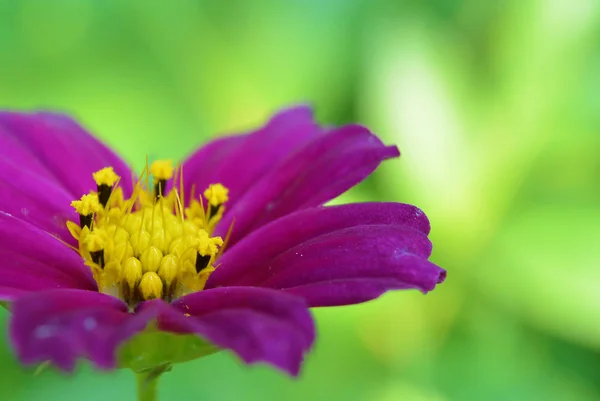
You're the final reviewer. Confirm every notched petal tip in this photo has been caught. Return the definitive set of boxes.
[437,269,447,284]
[387,144,401,158]
[417,261,446,294]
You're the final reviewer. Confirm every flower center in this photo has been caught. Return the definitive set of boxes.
[67,160,229,307]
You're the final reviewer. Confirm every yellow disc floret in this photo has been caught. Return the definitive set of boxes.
[139,272,163,300]
[123,257,143,290]
[140,246,163,273]
[68,163,229,308]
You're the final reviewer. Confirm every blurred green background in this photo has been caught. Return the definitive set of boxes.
[1,0,599,400]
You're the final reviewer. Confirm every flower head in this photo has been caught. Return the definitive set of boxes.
[0,106,445,376]
[67,158,225,306]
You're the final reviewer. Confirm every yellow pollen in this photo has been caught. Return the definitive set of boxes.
[71,193,102,216]
[196,231,223,257]
[68,163,229,308]
[204,183,229,207]
[150,160,175,181]
[93,167,120,187]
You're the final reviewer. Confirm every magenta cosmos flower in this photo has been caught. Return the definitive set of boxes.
[0,106,445,377]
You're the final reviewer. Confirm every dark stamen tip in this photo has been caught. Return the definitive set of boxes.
[154,179,167,199]
[79,214,93,229]
[90,250,105,268]
[195,253,211,274]
[97,184,112,207]
[208,204,222,219]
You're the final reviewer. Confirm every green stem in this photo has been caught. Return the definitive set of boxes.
[136,371,159,401]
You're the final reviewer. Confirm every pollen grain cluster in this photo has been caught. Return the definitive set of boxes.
[68,162,229,307]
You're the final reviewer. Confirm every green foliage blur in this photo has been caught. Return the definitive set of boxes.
[1,0,599,400]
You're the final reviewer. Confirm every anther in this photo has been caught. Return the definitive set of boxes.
[98,185,112,207]
[155,179,167,199]
[93,167,120,207]
[85,228,107,268]
[195,252,211,274]
[80,214,93,229]
[90,250,105,268]
[207,204,221,219]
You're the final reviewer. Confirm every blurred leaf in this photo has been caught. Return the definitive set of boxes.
[475,205,600,347]
[118,330,219,373]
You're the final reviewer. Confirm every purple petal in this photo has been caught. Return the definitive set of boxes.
[0,151,76,243]
[210,204,445,307]
[283,278,417,307]
[0,211,96,300]
[182,105,321,207]
[9,289,146,371]
[277,255,446,307]
[209,202,430,288]
[230,225,435,288]
[215,124,399,246]
[181,135,247,199]
[11,287,315,375]
[0,124,57,182]
[0,287,28,301]
[0,111,133,198]
[144,286,314,376]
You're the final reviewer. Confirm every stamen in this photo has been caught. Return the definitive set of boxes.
[207,204,221,220]
[149,160,174,181]
[80,214,93,229]
[204,183,229,206]
[90,250,105,268]
[93,167,120,207]
[71,194,102,229]
[204,184,229,219]
[155,179,167,199]
[84,229,107,268]
[150,160,174,199]
[217,218,235,259]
